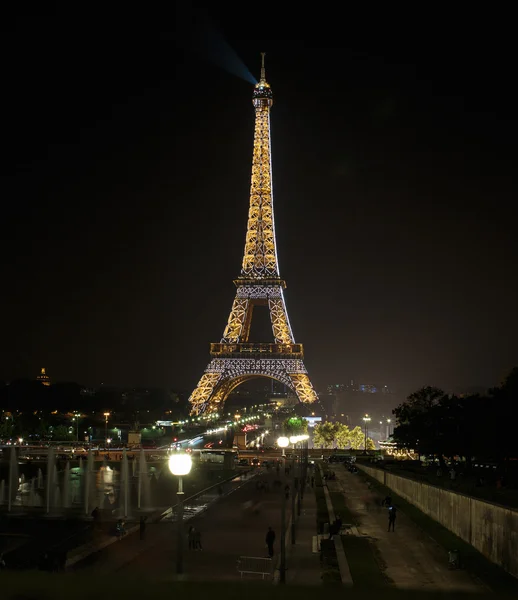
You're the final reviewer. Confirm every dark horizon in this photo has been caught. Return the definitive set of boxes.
[1,8,516,398]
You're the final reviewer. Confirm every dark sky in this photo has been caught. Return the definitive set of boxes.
[1,6,517,396]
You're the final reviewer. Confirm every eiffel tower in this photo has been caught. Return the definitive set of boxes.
[189,54,318,415]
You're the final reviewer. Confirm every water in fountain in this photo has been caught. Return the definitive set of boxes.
[20,473,25,485]
[119,449,130,518]
[84,450,95,515]
[8,447,19,512]
[78,456,83,472]
[28,477,37,507]
[63,462,71,508]
[0,480,5,505]
[53,485,61,509]
[46,447,55,514]
[37,468,43,489]
[138,449,151,509]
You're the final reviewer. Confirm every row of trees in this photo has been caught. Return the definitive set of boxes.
[313,422,375,450]
[0,379,189,416]
[392,367,518,468]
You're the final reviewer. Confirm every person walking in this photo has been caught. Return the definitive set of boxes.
[91,506,101,532]
[194,528,202,551]
[311,476,315,488]
[265,526,276,558]
[188,526,195,550]
[388,505,397,532]
[139,516,147,541]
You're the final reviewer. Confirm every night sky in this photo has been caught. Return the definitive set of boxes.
[1,7,517,396]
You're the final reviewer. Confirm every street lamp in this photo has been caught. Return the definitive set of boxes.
[387,418,392,439]
[362,415,371,453]
[103,412,110,445]
[289,435,300,544]
[72,414,80,442]
[277,436,289,584]
[169,453,192,575]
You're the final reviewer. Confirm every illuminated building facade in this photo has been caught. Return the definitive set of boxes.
[36,367,51,387]
[189,54,318,415]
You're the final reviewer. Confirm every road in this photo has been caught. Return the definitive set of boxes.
[73,469,288,581]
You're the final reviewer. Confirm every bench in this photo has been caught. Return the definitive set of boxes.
[237,556,273,579]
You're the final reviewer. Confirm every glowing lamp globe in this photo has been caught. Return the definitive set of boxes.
[169,453,192,477]
[277,436,289,448]
[289,435,300,444]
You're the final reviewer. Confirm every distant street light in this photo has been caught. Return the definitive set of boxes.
[169,453,192,574]
[103,412,110,444]
[362,415,371,453]
[277,436,289,583]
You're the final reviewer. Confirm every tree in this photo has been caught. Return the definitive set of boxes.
[283,416,308,436]
[313,422,338,448]
[366,437,376,450]
[0,419,13,440]
[348,426,365,450]
[49,425,75,441]
[335,424,351,449]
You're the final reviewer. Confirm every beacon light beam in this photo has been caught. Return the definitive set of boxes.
[193,13,256,84]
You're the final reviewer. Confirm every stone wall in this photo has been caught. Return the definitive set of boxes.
[359,464,518,579]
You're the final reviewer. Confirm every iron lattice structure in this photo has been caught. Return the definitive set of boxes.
[189,54,318,415]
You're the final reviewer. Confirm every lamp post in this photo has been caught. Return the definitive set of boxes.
[289,435,301,544]
[103,412,110,445]
[277,436,289,584]
[362,415,371,453]
[169,452,192,575]
[297,434,309,505]
[386,418,392,439]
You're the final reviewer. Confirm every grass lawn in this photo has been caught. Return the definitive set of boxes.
[341,535,391,588]
[358,469,518,596]
[328,491,357,526]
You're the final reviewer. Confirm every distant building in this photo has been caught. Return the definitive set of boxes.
[326,383,345,395]
[358,384,377,393]
[36,367,51,387]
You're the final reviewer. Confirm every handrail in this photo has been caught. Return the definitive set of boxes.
[159,469,252,521]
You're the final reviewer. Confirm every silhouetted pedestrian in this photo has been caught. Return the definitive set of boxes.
[139,516,147,540]
[91,506,100,530]
[388,506,397,531]
[194,528,202,550]
[311,476,315,487]
[265,526,275,558]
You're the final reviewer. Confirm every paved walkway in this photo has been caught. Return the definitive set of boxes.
[333,467,485,592]
[73,469,321,584]
[283,479,321,585]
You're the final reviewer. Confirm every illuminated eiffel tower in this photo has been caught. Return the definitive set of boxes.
[189,54,318,415]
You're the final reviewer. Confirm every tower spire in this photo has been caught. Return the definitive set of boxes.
[260,51,266,82]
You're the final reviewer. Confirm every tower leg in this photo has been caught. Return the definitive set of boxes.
[288,373,318,404]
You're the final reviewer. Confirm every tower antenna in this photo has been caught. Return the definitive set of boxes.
[260,52,266,81]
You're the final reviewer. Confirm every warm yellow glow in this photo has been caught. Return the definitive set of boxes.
[187,56,318,416]
[169,453,192,476]
[277,436,289,448]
